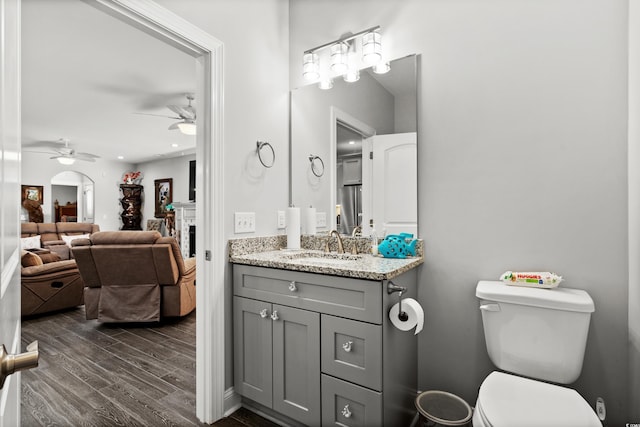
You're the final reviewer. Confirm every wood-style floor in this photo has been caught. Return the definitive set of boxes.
[20,307,277,427]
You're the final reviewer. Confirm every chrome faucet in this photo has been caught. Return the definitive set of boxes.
[325,230,345,254]
[351,225,362,237]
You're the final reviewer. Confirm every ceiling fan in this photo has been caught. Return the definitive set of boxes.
[23,138,100,165]
[135,93,197,135]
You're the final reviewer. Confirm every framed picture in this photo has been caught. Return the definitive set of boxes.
[154,178,173,218]
[21,185,43,205]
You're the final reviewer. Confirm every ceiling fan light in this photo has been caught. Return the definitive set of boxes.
[57,156,76,165]
[177,121,197,135]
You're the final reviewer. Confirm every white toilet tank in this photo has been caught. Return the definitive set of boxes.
[476,280,595,384]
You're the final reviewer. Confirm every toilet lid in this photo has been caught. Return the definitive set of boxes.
[477,372,601,427]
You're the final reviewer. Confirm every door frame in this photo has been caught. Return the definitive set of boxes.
[329,107,375,232]
[90,0,225,422]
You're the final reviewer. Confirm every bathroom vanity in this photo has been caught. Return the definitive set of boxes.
[230,242,422,426]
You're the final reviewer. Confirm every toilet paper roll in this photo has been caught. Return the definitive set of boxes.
[304,207,317,235]
[286,207,301,249]
[389,298,424,335]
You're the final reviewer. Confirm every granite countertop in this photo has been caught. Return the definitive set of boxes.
[229,247,423,281]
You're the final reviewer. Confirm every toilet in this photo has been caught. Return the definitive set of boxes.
[474,280,602,427]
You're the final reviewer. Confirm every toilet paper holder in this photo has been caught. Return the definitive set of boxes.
[387,281,409,321]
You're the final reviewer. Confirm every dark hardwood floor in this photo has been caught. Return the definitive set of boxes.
[20,306,279,427]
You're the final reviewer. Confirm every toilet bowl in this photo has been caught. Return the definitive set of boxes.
[472,372,601,427]
[475,280,601,427]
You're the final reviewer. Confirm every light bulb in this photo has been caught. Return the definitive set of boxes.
[302,52,320,81]
[362,31,382,64]
[318,79,334,90]
[330,42,349,74]
[373,61,390,74]
[344,68,360,83]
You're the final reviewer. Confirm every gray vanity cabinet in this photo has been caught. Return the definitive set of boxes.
[233,264,418,427]
[234,296,321,426]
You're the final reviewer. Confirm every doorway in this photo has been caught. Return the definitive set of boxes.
[19,0,224,424]
[51,171,94,223]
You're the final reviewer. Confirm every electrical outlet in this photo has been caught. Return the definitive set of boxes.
[234,212,256,233]
[277,210,286,229]
[316,212,327,228]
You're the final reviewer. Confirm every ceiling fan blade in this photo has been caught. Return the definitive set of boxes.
[168,122,180,130]
[133,112,181,119]
[23,141,66,150]
[167,104,196,120]
[49,154,96,163]
[23,149,56,155]
[75,152,100,159]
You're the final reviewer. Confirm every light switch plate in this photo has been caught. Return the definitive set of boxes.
[234,212,255,233]
[277,210,286,229]
[316,212,327,228]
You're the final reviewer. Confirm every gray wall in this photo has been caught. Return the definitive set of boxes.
[156,0,290,391]
[291,0,630,424]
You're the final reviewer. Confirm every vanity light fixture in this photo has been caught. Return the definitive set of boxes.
[302,25,387,89]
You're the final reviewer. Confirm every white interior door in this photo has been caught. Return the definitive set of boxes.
[370,132,418,237]
[83,183,94,223]
[1,0,24,424]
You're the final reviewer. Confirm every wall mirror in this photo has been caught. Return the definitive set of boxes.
[290,54,418,237]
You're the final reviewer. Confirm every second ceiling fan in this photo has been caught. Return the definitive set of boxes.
[137,93,197,135]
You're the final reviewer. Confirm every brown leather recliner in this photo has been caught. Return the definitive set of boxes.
[21,256,84,316]
[71,231,196,322]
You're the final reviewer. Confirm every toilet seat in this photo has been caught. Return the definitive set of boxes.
[475,372,601,427]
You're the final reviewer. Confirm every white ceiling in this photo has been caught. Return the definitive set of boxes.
[21,0,197,165]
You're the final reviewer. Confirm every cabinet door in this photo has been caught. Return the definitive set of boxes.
[272,304,321,426]
[233,296,273,408]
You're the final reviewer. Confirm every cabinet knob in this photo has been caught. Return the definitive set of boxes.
[259,309,269,318]
[270,310,279,321]
[341,404,352,418]
[342,341,353,352]
[288,281,297,292]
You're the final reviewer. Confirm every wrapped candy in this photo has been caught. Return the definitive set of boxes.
[500,271,563,289]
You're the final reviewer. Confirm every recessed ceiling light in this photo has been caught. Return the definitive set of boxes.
[348,141,355,145]
[117,155,124,160]
[171,143,179,148]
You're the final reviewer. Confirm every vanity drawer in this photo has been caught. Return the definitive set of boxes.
[321,374,382,427]
[233,265,382,323]
[321,314,382,391]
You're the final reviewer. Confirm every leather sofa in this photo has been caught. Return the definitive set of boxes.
[21,222,100,260]
[20,222,99,316]
[71,231,196,322]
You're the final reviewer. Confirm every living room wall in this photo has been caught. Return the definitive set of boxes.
[135,153,196,225]
[21,152,135,231]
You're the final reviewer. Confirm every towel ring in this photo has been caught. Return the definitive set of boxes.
[256,141,275,168]
[309,155,324,177]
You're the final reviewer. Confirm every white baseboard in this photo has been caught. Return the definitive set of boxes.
[223,387,241,417]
